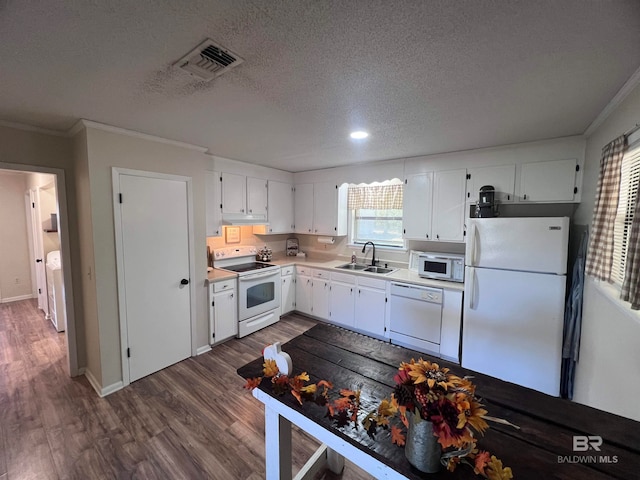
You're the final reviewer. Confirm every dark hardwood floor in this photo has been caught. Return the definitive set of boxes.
[0,299,373,479]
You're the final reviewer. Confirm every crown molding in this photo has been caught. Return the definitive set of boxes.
[584,65,640,137]
[70,119,208,153]
[0,119,67,137]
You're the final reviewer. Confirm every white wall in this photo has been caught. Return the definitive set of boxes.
[0,172,33,301]
[572,81,640,421]
[83,125,210,389]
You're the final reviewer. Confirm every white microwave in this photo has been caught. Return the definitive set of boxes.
[418,252,465,283]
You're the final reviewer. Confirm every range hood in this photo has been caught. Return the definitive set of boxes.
[222,213,268,226]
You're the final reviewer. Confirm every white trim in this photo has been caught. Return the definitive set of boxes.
[0,119,67,137]
[84,368,124,397]
[1,294,35,303]
[196,345,212,355]
[0,162,79,377]
[112,168,197,388]
[584,65,640,137]
[74,119,208,152]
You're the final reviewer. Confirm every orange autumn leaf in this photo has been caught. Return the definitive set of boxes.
[263,359,279,377]
[391,425,405,446]
[340,388,357,398]
[291,389,303,405]
[317,380,333,389]
[332,396,352,411]
[244,377,262,390]
[474,450,491,475]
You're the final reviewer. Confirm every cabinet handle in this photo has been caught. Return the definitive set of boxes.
[426,234,429,239]
[523,194,527,200]
[230,293,234,299]
[249,209,252,213]
[241,208,245,212]
[436,234,439,240]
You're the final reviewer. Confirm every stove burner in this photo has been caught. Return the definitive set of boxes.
[222,262,276,273]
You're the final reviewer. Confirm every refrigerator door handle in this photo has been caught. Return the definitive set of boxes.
[470,223,478,266]
[469,267,477,310]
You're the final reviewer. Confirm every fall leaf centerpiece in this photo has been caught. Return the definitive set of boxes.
[363,358,515,478]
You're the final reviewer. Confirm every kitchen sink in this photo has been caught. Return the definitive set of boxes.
[336,263,369,270]
[364,266,397,275]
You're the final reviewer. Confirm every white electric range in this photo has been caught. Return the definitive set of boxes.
[213,246,281,337]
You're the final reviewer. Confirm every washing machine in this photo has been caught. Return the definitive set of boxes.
[45,250,66,332]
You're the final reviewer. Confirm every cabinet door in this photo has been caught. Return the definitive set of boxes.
[213,289,237,342]
[312,279,330,319]
[432,169,467,242]
[295,274,313,315]
[403,173,433,240]
[466,165,516,203]
[294,183,314,234]
[355,286,386,337]
[519,159,578,202]
[281,275,295,314]
[247,177,268,216]
[221,172,246,215]
[205,171,222,237]
[330,281,355,328]
[268,181,294,233]
[313,182,338,235]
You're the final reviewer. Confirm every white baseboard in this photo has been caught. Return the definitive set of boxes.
[1,294,36,303]
[196,344,212,355]
[84,368,124,397]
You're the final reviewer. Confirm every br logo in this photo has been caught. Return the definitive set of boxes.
[573,435,603,452]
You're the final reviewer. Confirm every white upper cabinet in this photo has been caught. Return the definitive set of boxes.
[221,172,246,215]
[518,159,579,203]
[403,173,433,240]
[205,171,222,237]
[294,183,314,234]
[221,173,267,223]
[246,176,268,216]
[466,165,516,204]
[403,170,466,243]
[432,169,467,242]
[294,182,348,236]
[266,180,294,234]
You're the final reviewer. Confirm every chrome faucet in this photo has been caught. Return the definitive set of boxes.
[361,241,377,266]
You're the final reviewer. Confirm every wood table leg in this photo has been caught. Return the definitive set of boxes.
[265,405,293,480]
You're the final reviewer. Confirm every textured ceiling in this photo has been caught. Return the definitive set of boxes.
[1,0,639,172]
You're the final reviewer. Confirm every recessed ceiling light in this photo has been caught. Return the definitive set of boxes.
[350,131,369,140]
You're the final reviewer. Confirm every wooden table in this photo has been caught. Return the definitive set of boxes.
[237,324,640,479]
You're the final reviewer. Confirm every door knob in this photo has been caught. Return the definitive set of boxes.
[36,259,42,263]
[180,279,189,285]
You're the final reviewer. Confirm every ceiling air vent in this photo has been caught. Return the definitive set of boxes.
[174,39,244,81]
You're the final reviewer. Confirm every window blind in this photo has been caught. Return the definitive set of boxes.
[612,145,640,284]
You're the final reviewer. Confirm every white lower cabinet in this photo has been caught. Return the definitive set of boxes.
[329,272,356,328]
[209,278,237,345]
[295,266,313,315]
[311,270,330,319]
[281,266,295,315]
[354,276,387,339]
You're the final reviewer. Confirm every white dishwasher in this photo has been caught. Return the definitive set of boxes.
[389,282,443,356]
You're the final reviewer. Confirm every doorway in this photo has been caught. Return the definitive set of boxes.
[0,163,77,376]
[113,168,195,385]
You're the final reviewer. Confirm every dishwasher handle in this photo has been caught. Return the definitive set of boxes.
[390,283,443,304]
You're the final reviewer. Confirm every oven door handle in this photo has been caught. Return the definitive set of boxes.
[239,270,279,281]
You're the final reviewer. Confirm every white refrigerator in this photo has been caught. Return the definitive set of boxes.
[462,217,569,396]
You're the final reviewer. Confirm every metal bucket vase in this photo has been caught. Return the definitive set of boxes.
[404,412,441,473]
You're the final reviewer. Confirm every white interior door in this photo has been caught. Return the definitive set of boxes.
[29,188,49,317]
[117,173,192,382]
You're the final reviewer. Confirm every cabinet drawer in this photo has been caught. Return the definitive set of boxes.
[358,276,386,290]
[313,269,330,279]
[214,279,236,293]
[296,266,311,276]
[281,265,294,276]
[331,271,356,284]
